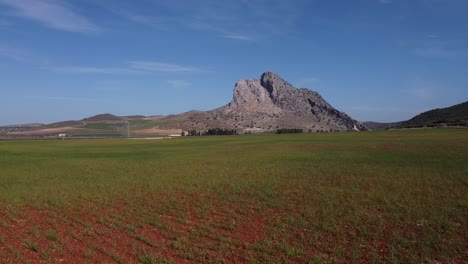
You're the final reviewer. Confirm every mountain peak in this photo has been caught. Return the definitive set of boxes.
[219,72,367,131]
[260,71,280,79]
[260,72,295,95]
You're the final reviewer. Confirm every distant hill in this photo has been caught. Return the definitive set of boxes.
[400,101,468,128]
[0,123,43,128]
[124,115,147,120]
[46,120,84,128]
[363,121,403,130]
[82,113,125,122]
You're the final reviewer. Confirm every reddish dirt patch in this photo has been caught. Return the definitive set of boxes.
[0,195,215,263]
[0,206,117,263]
[133,127,182,135]
[232,212,265,244]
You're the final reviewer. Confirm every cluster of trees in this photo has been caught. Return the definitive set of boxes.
[276,128,303,134]
[184,130,201,136]
[205,128,238,135]
[182,128,238,136]
[395,119,468,129]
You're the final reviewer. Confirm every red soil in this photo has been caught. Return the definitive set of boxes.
[0,193,270,263]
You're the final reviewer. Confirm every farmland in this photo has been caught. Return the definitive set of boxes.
[0,129,466,263]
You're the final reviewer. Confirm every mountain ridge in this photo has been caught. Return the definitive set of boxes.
[2,72,367,137]
[399,101,468,127]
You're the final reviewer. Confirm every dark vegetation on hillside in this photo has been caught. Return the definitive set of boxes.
[184,128,238,136]
[276,128,304,134]
[398,101,468,128]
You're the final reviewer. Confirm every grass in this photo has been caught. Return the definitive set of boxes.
[70,122,128,137]
[0,129,466,262]
[23,238,38,252]
[80,123,126,130]
[45,230,59,241]
[129,119,158,129]
[71,133,124,138]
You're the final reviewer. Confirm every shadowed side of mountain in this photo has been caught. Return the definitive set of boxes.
[400,101,468,127]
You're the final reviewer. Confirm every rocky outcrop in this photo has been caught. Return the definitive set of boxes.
[224,79,282,115]
[214,72,366,132]
[230,80,272,108]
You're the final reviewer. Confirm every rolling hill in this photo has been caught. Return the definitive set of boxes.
[399,101,468,128]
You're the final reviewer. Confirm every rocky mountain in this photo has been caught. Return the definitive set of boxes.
[399,101,468,128]
[179,72,366,132]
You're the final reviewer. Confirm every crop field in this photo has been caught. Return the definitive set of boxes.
[0,129,466,263]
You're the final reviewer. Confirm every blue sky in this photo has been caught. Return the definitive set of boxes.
[0,0,467,125]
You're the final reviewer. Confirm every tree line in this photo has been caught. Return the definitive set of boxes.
[183,128,238,136]
[276,128,303,134]
[183,128,307,136]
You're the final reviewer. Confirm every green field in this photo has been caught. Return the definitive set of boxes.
[0,129,466,263]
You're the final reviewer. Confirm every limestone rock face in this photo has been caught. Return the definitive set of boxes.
[167,71,367,133]
[230,79,273,108]
[260,71,300,111]
[214,72,366,132]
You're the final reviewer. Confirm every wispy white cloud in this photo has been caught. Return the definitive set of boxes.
[109,9,177,31]
[167,80,191,89]
[0,0,100,34]
[51,61,204,74]
[122,13,164,29]
[114,10,254,42]
[224,34,253,41]
[50,66,138,74]
[415,47,468,58]
[379,0,393,4]
[129,61,203,73]
[104,0,307,41]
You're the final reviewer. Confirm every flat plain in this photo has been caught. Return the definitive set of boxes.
[0,129,466,263]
